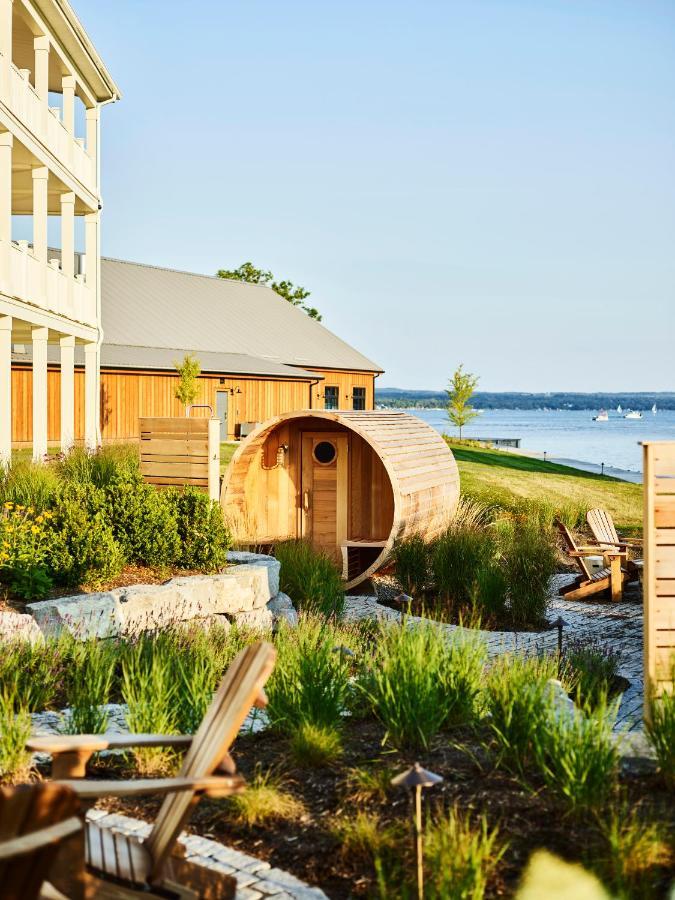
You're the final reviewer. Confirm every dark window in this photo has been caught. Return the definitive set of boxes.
[324,386,339,410]
[352,387,366,410]
[313,440,337,465]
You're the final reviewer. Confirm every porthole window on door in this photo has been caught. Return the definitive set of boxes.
[313,440,337,465]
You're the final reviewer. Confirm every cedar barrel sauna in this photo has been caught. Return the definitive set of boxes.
[221,410,460,589]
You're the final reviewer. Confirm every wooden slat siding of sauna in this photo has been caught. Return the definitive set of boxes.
[644,442,675,721]
[304,370,377,411]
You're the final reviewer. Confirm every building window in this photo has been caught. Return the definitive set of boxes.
[324,386,339,410]
[352,387,366,410]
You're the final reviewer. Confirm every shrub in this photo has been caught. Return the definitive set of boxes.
[563,638,622,711]
[532,696,620,814]
[267,617,352,732]
[502,519,557,627]
[273,540,344,618]
[485,653,560,775]
[0,689,31,782]
[0,504,54,600]
[224,767,305,826]
[359,621,486,749]
[425,805,506,900]
[645,662,675,789]
[47,488,124,589]
[290,722,343,767]
[431,525,496,610]
[57,445,139,489]
[0,461,60,512]
[169,487,230,571]
[62,639,116,734]
[393,534,429,597]
[106,478,181,567]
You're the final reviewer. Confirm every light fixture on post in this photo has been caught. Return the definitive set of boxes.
[391,763,443,900]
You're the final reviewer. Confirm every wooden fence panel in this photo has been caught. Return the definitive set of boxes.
[139,417,220,501]
[644,441,675,720]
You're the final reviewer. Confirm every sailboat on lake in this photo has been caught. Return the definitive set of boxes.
[652,403,658,415]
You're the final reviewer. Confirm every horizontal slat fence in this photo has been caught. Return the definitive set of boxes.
[139,417,220,501]
[644,441,675,721]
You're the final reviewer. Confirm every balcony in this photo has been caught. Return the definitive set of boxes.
[4,63,95,192]
[5,239,95,327]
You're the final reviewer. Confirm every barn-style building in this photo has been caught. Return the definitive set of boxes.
[10,256,383,446]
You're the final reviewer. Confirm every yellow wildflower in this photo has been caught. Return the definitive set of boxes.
[3,502,12,509]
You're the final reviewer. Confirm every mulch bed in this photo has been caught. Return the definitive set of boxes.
[93,719,675,899]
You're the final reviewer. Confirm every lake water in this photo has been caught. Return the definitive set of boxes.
[404,408,675,480]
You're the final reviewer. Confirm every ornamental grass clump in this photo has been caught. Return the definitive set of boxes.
[485,653,561,775]
[57,445,139,489]
[63,639,117,735]
[0,461,60,512]
[393,534,429,597]
[0,688,32,783]
[273,540,345,618]
[431,525,496,611]
[359,621,486,750]
[645,660,675,790]
[266,617,352,732]
[532,694,620,814]
[563,638,622,711]
[0,636,68,712]
[425,805,506,900]
[290,721,343,767]
[224,767,305,827]
[501,519,557,627]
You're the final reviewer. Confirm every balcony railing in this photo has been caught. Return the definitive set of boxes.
[4,240,95,328]
[4,63,95,191]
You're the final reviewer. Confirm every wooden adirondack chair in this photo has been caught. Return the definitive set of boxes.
[586,508,644,583]
[556,522,628,602]
[0,782,83,900]
[27,640,276,899]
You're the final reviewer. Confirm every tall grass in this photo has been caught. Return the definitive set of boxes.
[57,444,139,488]
[431,526,496,610]
[0,461,60,511]
[224,767,305,826]
[273,540,345,618]
[501,519,557,627]
[0,689,32,782]
[63,639,116,734]
[266,617,352,732]
[0,638,68,712]
[563,639,622,711]
[425,805,506,900]
[645,661,675,789]
[358,621,486,749]
[393,534,429,597]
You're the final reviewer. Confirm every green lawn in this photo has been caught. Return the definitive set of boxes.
[448,442,643,532]
[220,442,238,475]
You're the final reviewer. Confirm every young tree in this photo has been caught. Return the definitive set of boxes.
[446,365,480,439]
[217,262,322,321]
[174,353,201,415]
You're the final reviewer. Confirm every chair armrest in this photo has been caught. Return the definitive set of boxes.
[0,816,82,860]
[27,733,193,755]
[54,774,246,801]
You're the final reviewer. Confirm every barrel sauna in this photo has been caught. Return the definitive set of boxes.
[221,410,460,589]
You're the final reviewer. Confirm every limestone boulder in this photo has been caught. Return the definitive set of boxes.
[0,611,45,645]
[267,592,299,628]
[27,593,121,640]
[227,551,280,599]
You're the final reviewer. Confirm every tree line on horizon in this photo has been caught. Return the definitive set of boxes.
[378,388,675,411]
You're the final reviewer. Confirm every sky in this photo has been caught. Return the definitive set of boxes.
[74,0,675,392]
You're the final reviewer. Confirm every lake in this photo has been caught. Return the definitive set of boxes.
[403,408,675,480]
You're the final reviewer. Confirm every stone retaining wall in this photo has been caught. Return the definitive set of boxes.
[16,552,294,641]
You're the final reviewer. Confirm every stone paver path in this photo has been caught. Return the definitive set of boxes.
[344,573,644,732]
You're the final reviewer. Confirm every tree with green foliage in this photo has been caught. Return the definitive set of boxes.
[216,262,322,321]
[174,353,201,415]
[446,365,480,439]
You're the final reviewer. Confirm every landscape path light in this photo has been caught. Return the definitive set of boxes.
[391,762,443,900]
[551,615,569,655]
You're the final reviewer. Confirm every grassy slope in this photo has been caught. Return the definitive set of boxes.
[449,443,642,531]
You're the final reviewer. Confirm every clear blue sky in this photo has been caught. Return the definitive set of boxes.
[76,0,674,392]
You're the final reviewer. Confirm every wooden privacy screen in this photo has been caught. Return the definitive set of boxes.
[643,441,675,720]
[139,417,220,502]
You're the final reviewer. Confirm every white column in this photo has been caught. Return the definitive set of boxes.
[60,191,75,278]
[62,75,76,135]
[33,36,49,133]
[0,315,11,466]
[85,106,99,168]
[84,341,97,450]
[59,334,75,453]
[0,0,13,95]
[31,325,48,461]
[32,166,48,263]
[0,132,11,295]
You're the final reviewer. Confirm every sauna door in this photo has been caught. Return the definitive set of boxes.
[300,433,348,563]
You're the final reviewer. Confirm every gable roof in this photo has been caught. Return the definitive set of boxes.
[101,257,383,374]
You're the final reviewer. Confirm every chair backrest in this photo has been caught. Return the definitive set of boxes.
[0,783,81,900]
[556,521,592,580]
[587,508,619,548]
[145,640,276,881]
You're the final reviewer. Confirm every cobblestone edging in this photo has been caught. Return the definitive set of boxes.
[86,809,328,900]
[344,573,645,733]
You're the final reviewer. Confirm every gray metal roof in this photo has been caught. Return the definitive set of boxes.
[100,257,383,374]
[11,344,322,381]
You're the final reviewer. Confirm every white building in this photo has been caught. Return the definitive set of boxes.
[0,0,119,462]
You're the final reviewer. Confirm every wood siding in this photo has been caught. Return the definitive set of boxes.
[301,369,377,411]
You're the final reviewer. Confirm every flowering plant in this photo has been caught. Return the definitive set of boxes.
[0,502,53,600]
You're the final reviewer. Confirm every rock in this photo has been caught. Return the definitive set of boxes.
[267,592,299,628]
[227,552,280,599]
[27,592,121,640]
[230,607,274,631]
[0,611,45,645]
